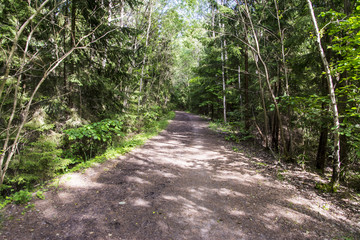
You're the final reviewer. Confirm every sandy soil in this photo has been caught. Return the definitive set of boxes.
[1,111,359,239]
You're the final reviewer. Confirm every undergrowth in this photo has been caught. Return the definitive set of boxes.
[209,120,254,143]
[0,111,175,208]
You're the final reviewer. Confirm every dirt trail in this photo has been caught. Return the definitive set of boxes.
[1,111,359,239]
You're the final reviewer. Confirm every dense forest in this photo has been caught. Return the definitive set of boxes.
[0,0,359,202]
[173,0,360,192]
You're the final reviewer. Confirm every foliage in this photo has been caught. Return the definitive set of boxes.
[141,105,164,128]
[62,111,174,173]
[64,119,125,160]
[0,109,174,205]
[0,0,359,211]
[0,0,179,190]
[36,190,45,200]
[9,190,32,205]
[169,0,360,191]
[315,182,338,193]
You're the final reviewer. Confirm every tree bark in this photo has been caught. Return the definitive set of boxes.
[138,0,153,111]
[307,0,341,190]
[316,76,329,172]
[220,5,227,123]
[244,45,250,131]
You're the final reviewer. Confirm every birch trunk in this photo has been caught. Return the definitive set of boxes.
[307,0,341,190]
[138,0,153,110]
[221,27,227,123]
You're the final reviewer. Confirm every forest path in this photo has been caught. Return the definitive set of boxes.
[1,111,359,239]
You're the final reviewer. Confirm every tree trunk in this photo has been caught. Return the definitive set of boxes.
[69,0,76,107]
[307,0,341,191]
[238,64,243,123]
[244,46,250,131]
[316,76,329,172]
[236,6,251,131]
[316,123,328,172]
[138,0,153,111]
[1,47,76,185]
[212,3,216,39]
[271,65,281,152]
[338,72,349,180]
[253,52,269,148]
[220,15,227,123]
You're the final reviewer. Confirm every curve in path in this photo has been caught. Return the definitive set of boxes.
[1,111,358,239]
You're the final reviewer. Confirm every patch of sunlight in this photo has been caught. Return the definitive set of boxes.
[228,160,248,167]
[60,173,104,189]
[188,187,205,200]
[151,141,177,148]
[126,176,152,185]
[57,192,75,204]
[42,206,59,219]
[161,194,212,215]
[131,198,151,207]
[188,161,210,170]
[192,144,204,149]
[131,158,150,166]
[156,158,195,168]
[183,202,206,217]
[217,188,245,197]
[228,208,245,217]
[265,204,310,226]
[162,195,178,201]
[150,169,178,178]
[212,170,252,183]
[286,195,347,223]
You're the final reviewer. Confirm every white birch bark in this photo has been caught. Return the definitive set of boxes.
[307,0,341,189]
[138,0,153,110]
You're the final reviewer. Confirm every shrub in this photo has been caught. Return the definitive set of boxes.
[64,119,125,160]
[11,190,32,205]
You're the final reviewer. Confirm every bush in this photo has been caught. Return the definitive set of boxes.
[142,105,163,128]
[64,119,125,160]
[11,190,32,205]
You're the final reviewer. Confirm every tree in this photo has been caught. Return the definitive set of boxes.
[307,0,341,190]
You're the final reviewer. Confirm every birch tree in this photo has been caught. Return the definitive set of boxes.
[307,0,341,190]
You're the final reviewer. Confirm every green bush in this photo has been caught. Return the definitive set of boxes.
[64,119,125,160]
[142,105,163,128]
[11,190,32,205]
